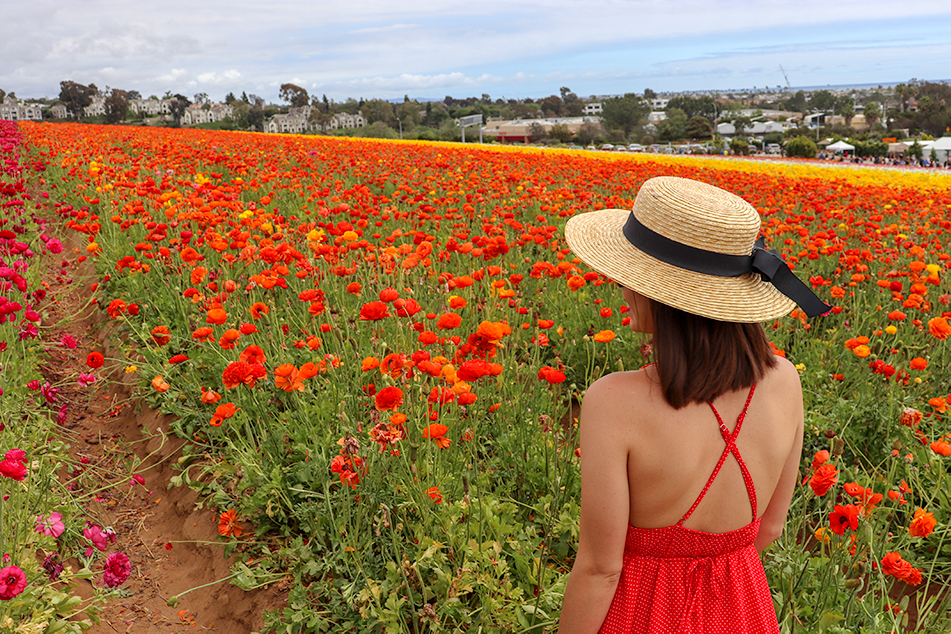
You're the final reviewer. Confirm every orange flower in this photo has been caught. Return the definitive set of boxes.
[239,345,266,365]
[436,312,462,330]
[888,310,906,321]
[374,386,404,411]
[206,308,227,325]
[361,357,380,372]
[210,402,239,426]
[538,366,567,384]
[421,423,451,449]
[811,450,830,469]
[567,275,586,290]
[274,363,304,392]
[379,287,399,302]
[910,357,928,371]
[299,362,320,379]
[448,295,467,309]
[909,508,937,538]
[928,317,951,340]
[900,407,923,427]
[192,326,214,341]
[218,509,243,538]
[218,329,241,349]
[250,302,269,319]
[852,345,871,358]
[201,389,222,404]
[593,330,616,343]
[360,301,390,321]
[151,375,170,392]
[880,552,922,586]
[930,440,951,456]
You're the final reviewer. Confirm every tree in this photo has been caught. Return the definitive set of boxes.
[784,136,818,158]
[809,90,836,113]
[908,140,923,160]
[684,115,713,140]
[240,91,249,104]
[527,122,547,143]
[127,90,141,100]
[193,92,209,104]
[643,88,657,100]
[59,80,95,118]
[784,90,808,113]
[224,92,236,104]
[835,97,855,127]
[104,88,129,124]
[576,121,602,146]
[729,138,751,156]
[248,94,265,108]
[658,108,687,142]
[601,93,649,139]
[538,95,564,117]
[279,83,309,108]
[666,95,716,120]
[548,123,574,144]
[168,94,190,124]
[863,101,881,129]
[247,105,265,132]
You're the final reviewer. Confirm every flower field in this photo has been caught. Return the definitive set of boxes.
[5,121,951,632]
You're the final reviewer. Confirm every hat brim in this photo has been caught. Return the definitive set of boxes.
[564,208,796,323]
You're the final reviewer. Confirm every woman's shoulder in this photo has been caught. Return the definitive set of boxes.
[581,368,657,418]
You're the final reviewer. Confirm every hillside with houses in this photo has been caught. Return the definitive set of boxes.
[1,80,949,165]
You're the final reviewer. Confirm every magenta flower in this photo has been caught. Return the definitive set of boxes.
[78,373,97,387]
[39,381,57,404]
[4,449,25,462]
[83,525,110,556]
[0,565,27,600]
[101,552,131,588]
[60,334,78,349]
[36,511,65,538]
[26,379,40,391]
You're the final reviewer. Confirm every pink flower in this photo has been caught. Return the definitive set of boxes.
[4,450,25,462]
[36,511,65,538]
[83,525,114,556]
[0,565,27,600]
[26,379,40,391]
[101,552,131,588]
[39,381,57,404]
[78,373,97,387]
[60,334,78,349]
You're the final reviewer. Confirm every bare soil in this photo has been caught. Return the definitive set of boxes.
[40,241,284,633]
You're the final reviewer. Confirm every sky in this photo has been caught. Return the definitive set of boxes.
[2,0,951,104]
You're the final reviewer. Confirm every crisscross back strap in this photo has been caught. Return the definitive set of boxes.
[677,385,757,526]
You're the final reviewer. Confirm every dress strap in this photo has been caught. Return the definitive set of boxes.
[677,385,757,526]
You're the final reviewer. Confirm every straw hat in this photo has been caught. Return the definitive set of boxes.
[564,176,816,322]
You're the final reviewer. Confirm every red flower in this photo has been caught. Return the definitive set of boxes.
[151,326,171,346]
[169,354,188,364]
[538,366,566,384]
[809,464,838,497]
[210,402,239,427]
[206,308,228,325]
[86,352,104,368]
[360,301,391,321]
[239,344,266,365]
[881,552,922,586]
[0,458,27,481]
[374,386,404,411]
[829,504,860,536]
[379,287,399,302]
[0,565,27,600]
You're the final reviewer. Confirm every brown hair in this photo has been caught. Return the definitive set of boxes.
[647,298,777,409]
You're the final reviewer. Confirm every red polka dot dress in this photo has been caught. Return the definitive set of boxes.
[598,386,780,634]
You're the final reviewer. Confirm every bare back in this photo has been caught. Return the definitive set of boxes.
[589,357,803,534]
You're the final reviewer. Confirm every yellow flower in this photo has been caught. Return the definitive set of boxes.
[885,325,898,335]
[794,363,805,371]
[125,365,137,373]
[814,527,832,545]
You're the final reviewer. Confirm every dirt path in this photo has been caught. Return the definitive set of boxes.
[41,236,284,632]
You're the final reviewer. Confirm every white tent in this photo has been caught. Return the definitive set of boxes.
[928,137,951,163]
[826,140,855,153]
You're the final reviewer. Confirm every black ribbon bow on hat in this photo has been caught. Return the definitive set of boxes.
[622,214,831,318]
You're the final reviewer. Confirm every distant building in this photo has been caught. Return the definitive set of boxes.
[583,103,602,115]
[0,96,44,122]
[265,109,366,134]
[50,105,70,119]
[651,98,669,110]
[84,94,106,117]
[182,103,234,125]
[480,116,598,143]
[130,98,165,116]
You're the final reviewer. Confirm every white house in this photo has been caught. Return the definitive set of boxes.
[929,137,951,163]
[583,103,602,115]
[130,98,164,116]
[0,96,44,121]
[182,103,234,125]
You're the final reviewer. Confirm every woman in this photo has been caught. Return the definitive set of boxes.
[559,177,829,633]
